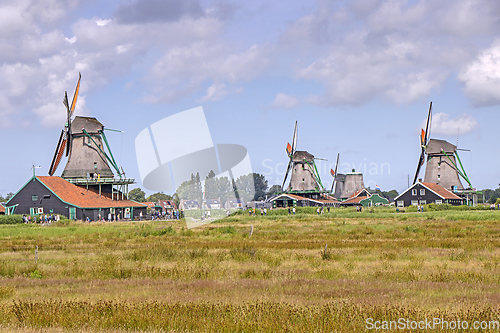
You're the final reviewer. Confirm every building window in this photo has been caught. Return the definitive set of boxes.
[419,200,426,205]
[411,200,418,206]
[411,189,417,196]
[32,195,38,201]
[38,207,44,214]
[435,200,442,204]
[420,189,425,195]
[437,175,440,180]
[43,195,51,199]
[397,201,404,207]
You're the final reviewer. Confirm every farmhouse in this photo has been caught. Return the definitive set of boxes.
[394,181,463,207]
[6,176,147,221]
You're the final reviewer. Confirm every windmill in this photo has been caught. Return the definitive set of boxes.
[281,121,325,192]
[48,73,81,176]
[46,73,132,199]
[413,102,472,191]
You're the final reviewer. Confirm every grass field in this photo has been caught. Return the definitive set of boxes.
[1,208,500,332]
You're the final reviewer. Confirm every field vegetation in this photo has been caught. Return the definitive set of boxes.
[1,207,500,332]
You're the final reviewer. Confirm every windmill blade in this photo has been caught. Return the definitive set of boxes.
[291,121,298,153]
[412,150,425,184]
[281,159,293,191]
[69,72,81,117]
[424,101,432,145]
[286,143,292,156]
[65,128,71,157]
[48,130,67,176]
[330,153,339,192]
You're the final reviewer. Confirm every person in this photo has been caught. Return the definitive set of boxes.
[140,211,143,220]
[327,206,330,213]
[321,206,324,214]
[253,208,255,216]
[421,205,424,212]
[316,207,320,215]
[264,208,267,216]
[249,209,252,216]
[293,207,296,215]
[288,207,291,215]
[417,205,421,213]
[108,212,112,222]
[207,210,211,219]
[260,208,263,216]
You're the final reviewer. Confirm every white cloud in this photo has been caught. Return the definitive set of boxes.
[96,19,111,27]
[271,93,299,109]
[425,112,479,136]
[200,83,228,102]
[459,39,500,106]
[144,42,269,103]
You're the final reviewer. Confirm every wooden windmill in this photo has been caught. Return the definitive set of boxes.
[281,121,325,192]
[47,73,132,199]
[413,102,472,191]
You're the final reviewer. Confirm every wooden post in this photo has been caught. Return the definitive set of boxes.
[35,245,38,264]
[249,225,254,237]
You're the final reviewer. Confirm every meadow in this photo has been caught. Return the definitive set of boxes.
[1,207,500,332]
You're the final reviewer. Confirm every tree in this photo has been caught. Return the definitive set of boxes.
[128,188,146,202]
[204,170,232,202]
[146,192,173,202]
[234,173,268,202]
[176,173,203,203]
[267,185,282,195]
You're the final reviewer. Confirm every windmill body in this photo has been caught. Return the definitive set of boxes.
[61,116,114,179]
[337,171,365,200]
[423,139,463,191]
[286,151,320,192]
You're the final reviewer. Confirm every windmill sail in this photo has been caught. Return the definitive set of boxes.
[48,130,67,176]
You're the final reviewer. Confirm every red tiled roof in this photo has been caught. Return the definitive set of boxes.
[422,182,462,200]
[348,188,370,199]
[37,176,146,208]
[341,195,369,205]
[0,205,5,213]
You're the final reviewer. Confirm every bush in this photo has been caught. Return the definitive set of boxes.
[0,215,23,224]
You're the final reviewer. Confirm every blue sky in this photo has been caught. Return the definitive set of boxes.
[1,0,500,197]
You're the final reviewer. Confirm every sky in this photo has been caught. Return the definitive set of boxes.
[1,0,500,197]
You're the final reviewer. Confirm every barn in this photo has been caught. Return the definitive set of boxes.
[6,176,147,221]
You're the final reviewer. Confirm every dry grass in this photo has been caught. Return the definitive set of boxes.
[1,212,500,331]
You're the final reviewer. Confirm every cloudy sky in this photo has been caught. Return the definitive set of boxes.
[1,0,500,196]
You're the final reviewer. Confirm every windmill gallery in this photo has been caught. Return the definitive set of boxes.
[3,75,479,219]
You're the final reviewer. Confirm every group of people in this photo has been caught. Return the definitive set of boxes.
[248,207,268,216]
[22,214,60,224]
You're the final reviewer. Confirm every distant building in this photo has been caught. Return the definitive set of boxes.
[179,199,200,210]
[394,181,463,207]
[224,198,245,209]
[205,199,221,209]
[158,200,177,212]
[5,176,147,220]
[0,203,5,215]
[340,188,389,207]
[270,193,339,208]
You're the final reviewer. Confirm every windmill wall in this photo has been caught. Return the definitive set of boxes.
[424,154,464,191]
[61,117,114,179]
[338,172,365,200]
[423,139,464,191]
[286,151,319,192]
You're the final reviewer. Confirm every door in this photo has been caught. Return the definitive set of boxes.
[69,207,76,220]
